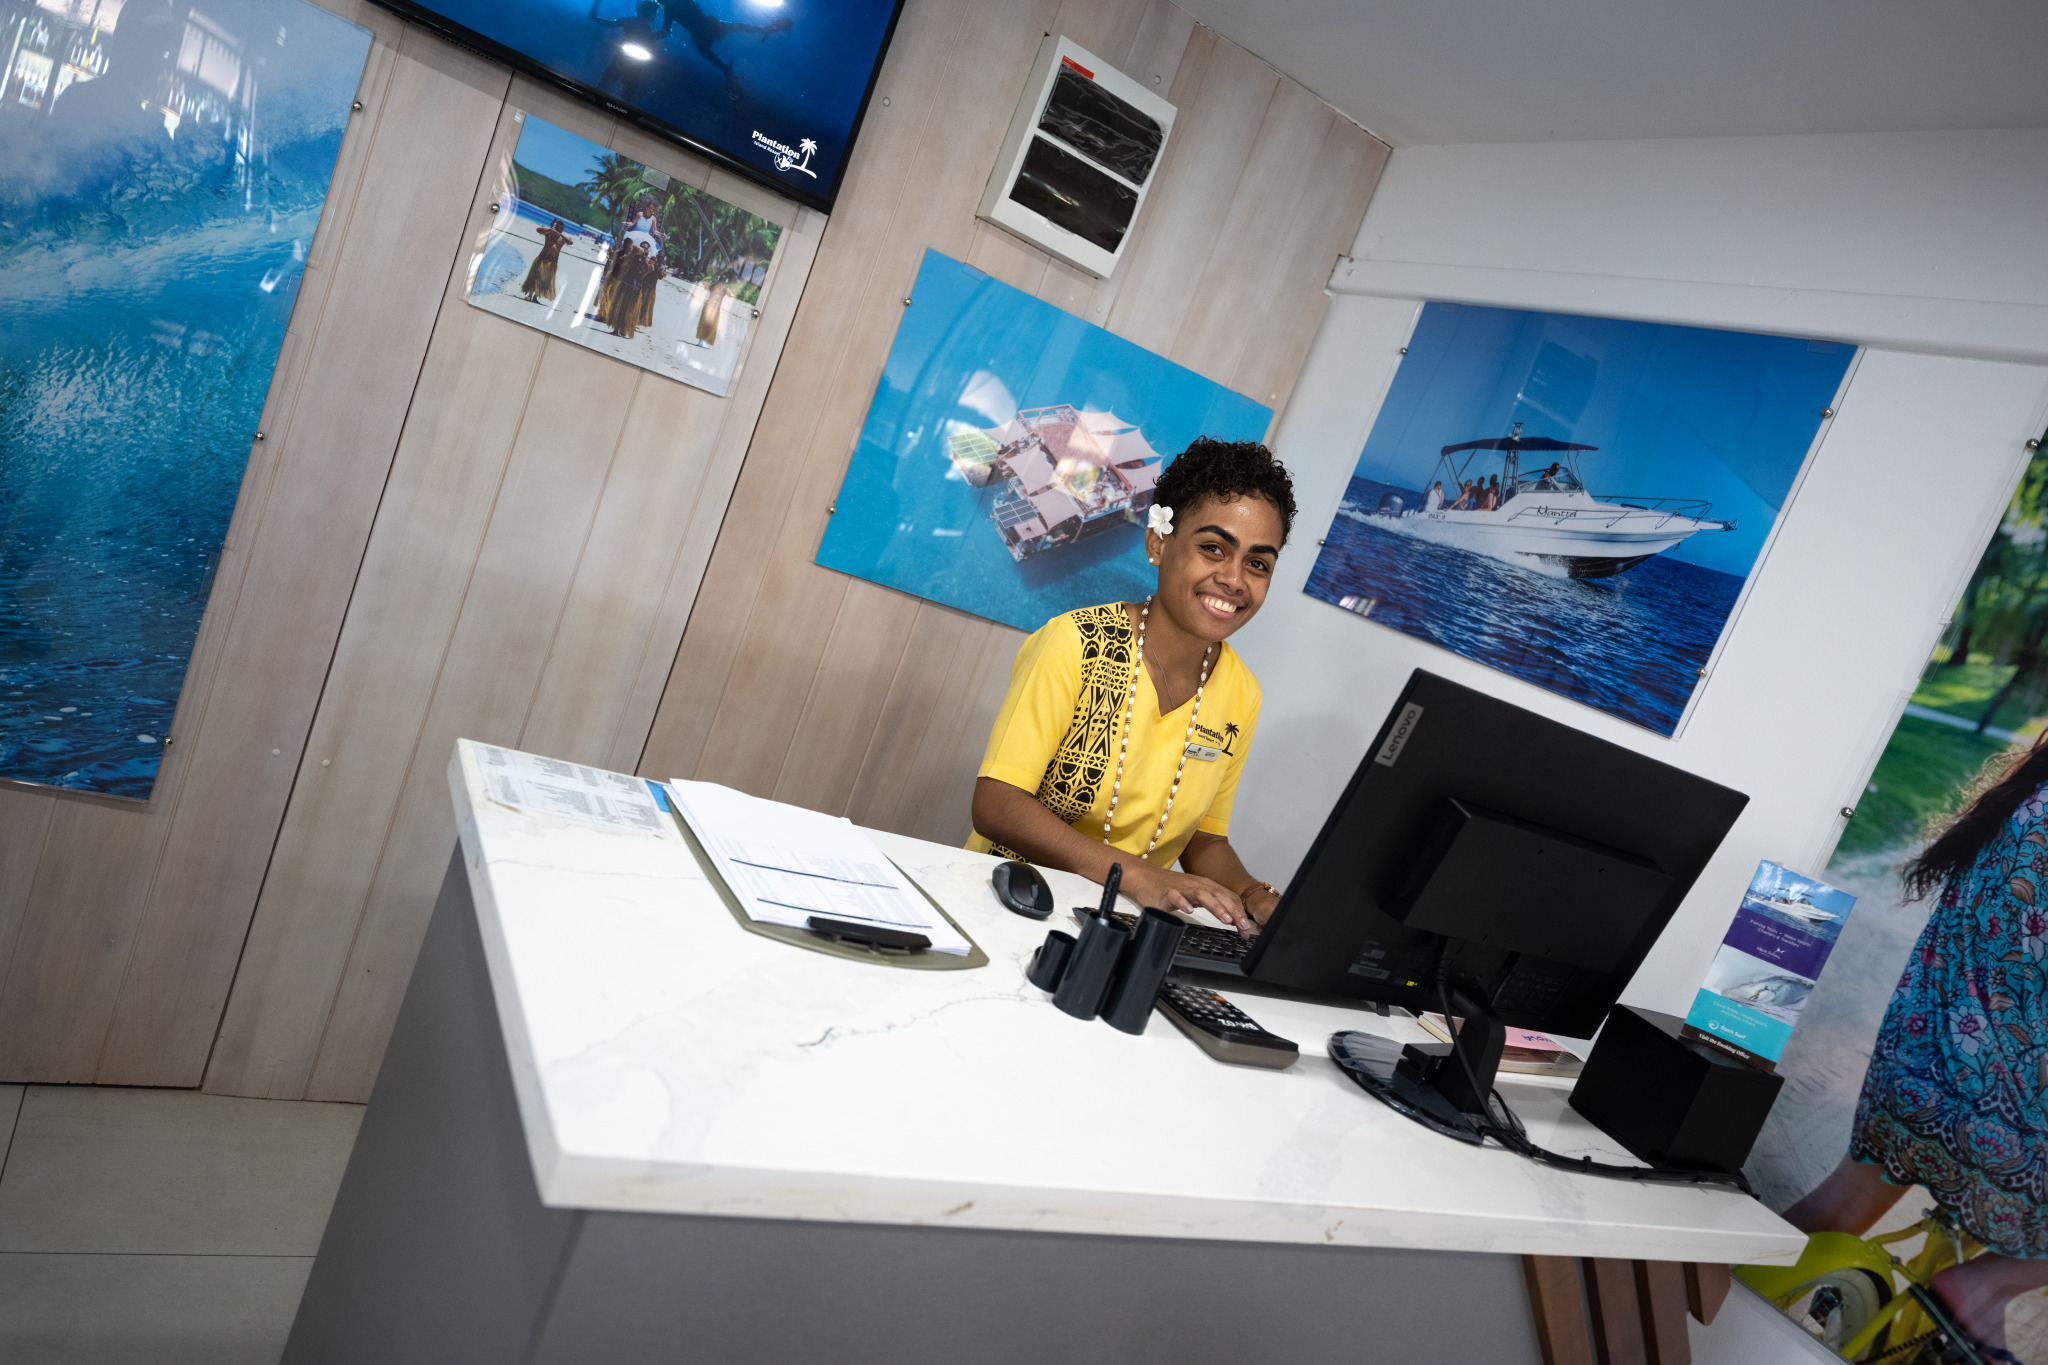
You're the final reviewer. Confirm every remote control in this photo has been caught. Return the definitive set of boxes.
[1156,982,1299,1069]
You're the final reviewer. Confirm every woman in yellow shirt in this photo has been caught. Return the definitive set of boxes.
[969,438,1294,934]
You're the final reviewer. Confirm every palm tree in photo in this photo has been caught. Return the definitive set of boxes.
[577,152,647,229]
[1222,722,1240,755]
[727,213,780,300]
[797,137,817,171]
[669,186,729,278]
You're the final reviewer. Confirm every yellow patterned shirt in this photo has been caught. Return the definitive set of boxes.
[967,603,1261,868]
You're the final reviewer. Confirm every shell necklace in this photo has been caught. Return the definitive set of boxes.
[1104,597,1214,855]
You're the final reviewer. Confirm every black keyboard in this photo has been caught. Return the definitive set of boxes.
[1099,911,1253,966]
[1177,923,1253,963]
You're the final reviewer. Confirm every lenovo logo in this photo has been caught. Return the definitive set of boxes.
[1372,702,1423,767]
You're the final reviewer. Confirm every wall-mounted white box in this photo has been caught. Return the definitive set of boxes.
[976,35,1177,279]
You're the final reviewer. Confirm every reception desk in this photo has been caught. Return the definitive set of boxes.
[282,741,1805,1364]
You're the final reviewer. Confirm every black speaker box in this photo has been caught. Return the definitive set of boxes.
[1568,1004,1783,1174]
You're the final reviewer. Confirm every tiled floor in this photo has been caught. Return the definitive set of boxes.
[0,1084,362,1365]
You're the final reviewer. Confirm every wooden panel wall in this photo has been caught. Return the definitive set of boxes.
[0,1,815,1093]
[0,3,510,1086]
[639,0,1389,854]
[202,86,821,1102]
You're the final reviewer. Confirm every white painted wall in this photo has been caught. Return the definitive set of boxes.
[1341,128,2048,362]
[1690,1282,1841,1365]
[1226,127,2048,1025]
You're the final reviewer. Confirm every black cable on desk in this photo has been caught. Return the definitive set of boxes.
[1433,973,1756,1198]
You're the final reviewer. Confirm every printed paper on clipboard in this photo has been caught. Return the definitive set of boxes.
[665,779,972,955]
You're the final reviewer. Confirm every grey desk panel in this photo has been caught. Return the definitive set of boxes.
[536,1213,1538,1365]
[282,850,581,1365]
[285,848,1546,1365]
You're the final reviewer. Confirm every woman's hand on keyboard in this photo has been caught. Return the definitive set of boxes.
[1121,864,1254,934]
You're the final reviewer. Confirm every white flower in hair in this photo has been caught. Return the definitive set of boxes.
[1146,503,1174,535]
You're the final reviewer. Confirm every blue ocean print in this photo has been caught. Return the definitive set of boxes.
[1307,303,1855,736]
[816,249,1272,633]
[0,0,370,797]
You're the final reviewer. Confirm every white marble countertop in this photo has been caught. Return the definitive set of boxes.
[448,741,1805,1265]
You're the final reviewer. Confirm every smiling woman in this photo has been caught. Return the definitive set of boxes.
[967,439,1297,933]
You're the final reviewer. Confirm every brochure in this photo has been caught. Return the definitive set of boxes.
[1682,860,1856,1071]
[1415,1014,1588,1077]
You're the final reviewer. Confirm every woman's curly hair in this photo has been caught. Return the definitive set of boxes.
[1152,438,1297,544]
[1900,734,2048,901]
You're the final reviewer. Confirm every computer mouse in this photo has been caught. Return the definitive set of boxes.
[991,860,1054,920]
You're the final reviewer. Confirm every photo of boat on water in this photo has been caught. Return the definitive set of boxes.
[1741,860,1854,943]
[816,249,1270,631]
[1307,302,1856,734]
[0,0,371,798]
[466,115,785,397]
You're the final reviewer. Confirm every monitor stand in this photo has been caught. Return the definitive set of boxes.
[1356,972,1506,1145]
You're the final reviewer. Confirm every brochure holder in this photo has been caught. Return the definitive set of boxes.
[1051,907,1132,1019]
[1030,905,1183,1031]
[1100,909,1185,1034]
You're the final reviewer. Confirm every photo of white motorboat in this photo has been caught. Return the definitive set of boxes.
[1306,301,1851,734]
[1371,423,1735,580]
[1744,892,1842,929]
[1737,861,1856,942]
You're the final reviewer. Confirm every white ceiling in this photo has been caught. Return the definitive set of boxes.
[1171,0,2048,146]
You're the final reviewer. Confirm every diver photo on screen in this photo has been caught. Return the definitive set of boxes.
[372,0,901,209]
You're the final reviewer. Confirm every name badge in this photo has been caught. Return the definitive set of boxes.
[1184,742,1222,762]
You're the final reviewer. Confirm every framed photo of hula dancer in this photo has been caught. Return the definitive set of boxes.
[465,114,789,397]
[1306,302,1857,737]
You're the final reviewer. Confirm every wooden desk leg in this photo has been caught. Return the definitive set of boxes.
[1584,1257,1650,1365]
[1523,1256,1597,1365]
[1683,1262,1731,1326]
[1526,1257,1729,1365]
[1635,1261,1692,1365]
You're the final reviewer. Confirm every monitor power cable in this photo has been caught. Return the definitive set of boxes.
[1434,972,1757,1198]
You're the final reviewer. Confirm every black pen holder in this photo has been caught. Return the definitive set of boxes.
[1100,909,1185,1035]
[1025,931,1075,992]
[1049,908,1132,1021]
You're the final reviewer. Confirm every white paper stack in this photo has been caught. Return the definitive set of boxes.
[478,745,666,834]
[666,779,971,956]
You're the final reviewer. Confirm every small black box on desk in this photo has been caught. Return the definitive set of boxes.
[1568,1004,1783,1175]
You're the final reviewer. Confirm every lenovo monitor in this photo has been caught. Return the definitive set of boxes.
[1234,670,1749,1042]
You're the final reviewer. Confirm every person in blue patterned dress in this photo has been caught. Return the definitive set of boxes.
[1786,748,2048,1362]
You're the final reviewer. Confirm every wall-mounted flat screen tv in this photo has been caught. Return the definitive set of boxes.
[368,0,903,211]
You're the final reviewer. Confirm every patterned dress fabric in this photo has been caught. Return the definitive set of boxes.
[986,604,1136,860]
[1030,604,1138,827]
[1851,782,2048,1258]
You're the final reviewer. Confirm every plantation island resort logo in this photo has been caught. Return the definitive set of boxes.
[752,131,819,178]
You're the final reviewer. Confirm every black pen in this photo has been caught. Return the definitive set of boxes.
[1098,862,1122,918]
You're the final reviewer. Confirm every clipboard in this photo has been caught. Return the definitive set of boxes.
[664,804,990,971]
